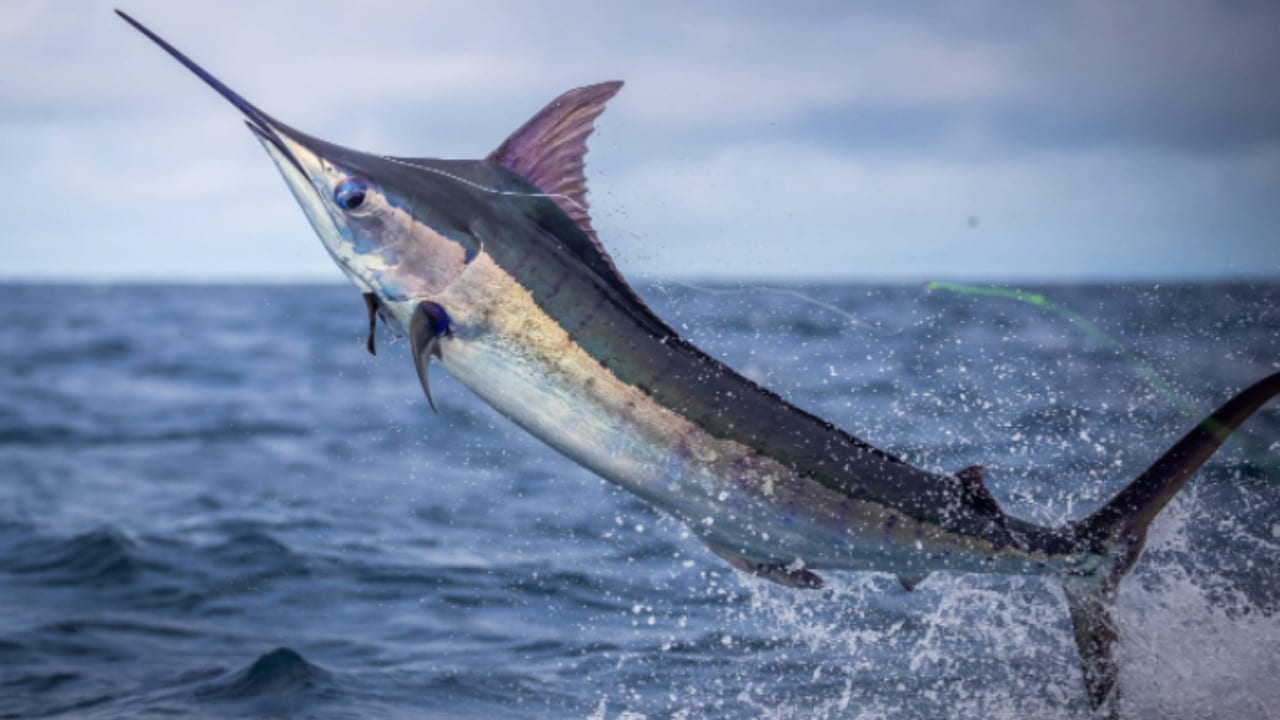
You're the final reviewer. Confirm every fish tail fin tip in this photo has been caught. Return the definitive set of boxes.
[1061,576,1122,716]
[1062,370,1280,713]
[1074,370,1280,577]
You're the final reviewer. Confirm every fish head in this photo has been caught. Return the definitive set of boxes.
[117,11,477,328]
[249,127,479,315]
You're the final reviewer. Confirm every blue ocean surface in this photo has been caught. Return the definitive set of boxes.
[1,281,1277,719]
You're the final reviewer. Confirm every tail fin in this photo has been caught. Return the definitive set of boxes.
[1064,371,1280,715]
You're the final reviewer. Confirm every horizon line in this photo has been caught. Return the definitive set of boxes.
[3,273,1279,287]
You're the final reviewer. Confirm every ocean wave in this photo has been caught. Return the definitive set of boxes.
[3,527,143,586]
[0,420,312,448]
[1,282,1276,718]
[196,647,334,700]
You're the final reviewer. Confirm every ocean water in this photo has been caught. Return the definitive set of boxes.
[1,281,1277,719]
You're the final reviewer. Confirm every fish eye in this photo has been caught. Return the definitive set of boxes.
[334,177,370,212]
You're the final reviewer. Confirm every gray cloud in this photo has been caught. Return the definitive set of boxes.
[1,0,1277,281]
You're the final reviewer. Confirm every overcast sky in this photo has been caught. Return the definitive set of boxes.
[2,1,1278,282]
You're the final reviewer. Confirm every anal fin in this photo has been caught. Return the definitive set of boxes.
[898,572,929,592]
[706,542,824,590]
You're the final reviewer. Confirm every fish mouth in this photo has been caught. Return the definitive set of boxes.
[116,9,309,178]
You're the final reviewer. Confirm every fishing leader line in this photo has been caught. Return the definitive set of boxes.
[381,159,893,336]
[379,158,1276,477]
[666,282,894,335]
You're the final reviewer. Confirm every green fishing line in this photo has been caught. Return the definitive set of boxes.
[926,281,1189,412]
[672,279,1271,470]
[926,281,1269,458]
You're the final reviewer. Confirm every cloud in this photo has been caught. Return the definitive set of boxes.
[601,140,1280,280]
[1,0,1278,280]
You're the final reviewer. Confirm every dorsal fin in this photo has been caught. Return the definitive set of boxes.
[487,81,622,243]
[953,465,1003,517]
[956,465,985,487]
[486,82,677,339]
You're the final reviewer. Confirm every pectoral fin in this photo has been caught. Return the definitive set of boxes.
[706,542,824,590]
[409,301,451,413]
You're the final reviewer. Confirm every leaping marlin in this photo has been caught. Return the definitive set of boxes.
[119,12,1278,715]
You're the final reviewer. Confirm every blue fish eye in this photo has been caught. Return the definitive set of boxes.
[334,177,369,211]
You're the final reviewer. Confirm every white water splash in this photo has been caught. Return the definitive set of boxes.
[696,487,1280,720]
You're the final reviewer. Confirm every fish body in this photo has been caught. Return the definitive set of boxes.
[435,235,1064,579]
[119,12,1279,714]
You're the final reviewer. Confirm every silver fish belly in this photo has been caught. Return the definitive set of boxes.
[433,254,1024,575]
